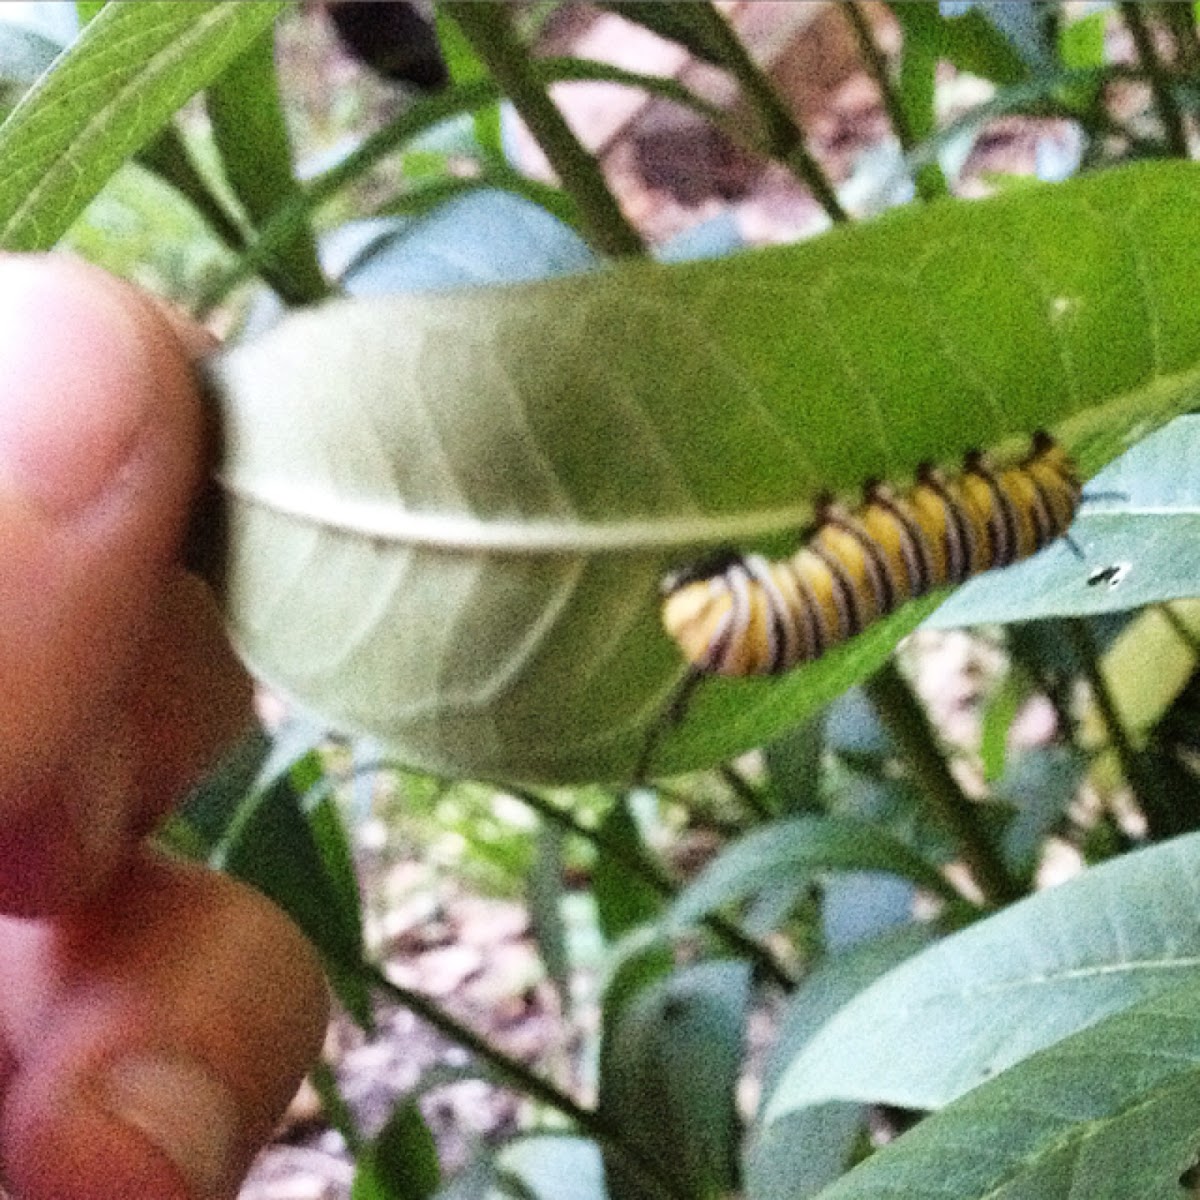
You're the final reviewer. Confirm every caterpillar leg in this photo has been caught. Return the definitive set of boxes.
[631,667,704,788]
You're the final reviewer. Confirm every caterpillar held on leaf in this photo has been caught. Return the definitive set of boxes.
[661,432,1082,678]
[634,433,1082,784]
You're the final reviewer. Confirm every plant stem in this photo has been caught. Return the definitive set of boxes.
[844,1,912,148]
[447,2,646,258]
[865,661,1022,907]
[719,762,774,822]
[841,0,948,202]
[1060,617,1183,837]
[309,1058,364,1156]
[510,786,796,991]
[1157,1,1200,74]
[1158,602,1200,658]
[695,4,848,221]
[363,962,683,1200]
[1120,2,1189,156]
[136,125,248,255]
[1060,618,1140,782]
[843,1,946,201]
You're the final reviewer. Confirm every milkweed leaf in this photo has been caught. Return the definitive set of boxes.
[745,926,934,1200]
[803,978,1200,1200]
[594,795,666,940]
[0,0,286,250]
[487,1137,607,1200]
[352,1100,440,1200]
[202,161,1200,783]
[599,961,750,1200]
[666,816,959,934]
[765,831,1200,1120]
[205,26,328,303]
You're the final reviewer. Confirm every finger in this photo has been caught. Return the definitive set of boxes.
[123,572,256,832]
[0,852,330,1200]
[0,255,241,911]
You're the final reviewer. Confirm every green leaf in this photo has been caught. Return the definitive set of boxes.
[893,2,1033,88]
[807,977,1200,1200]
[177,726,273,853]
[821,872,917,951]
[599,961,749,1200]
[942,3,1041,81]
[352,1099,441,1200]
[342,192,595,293]
[825,762,957,867]
[202,162,1200,784]
[216,761,373,1027]
[306,786,365,957]
[197,76,509,308]
[1056,4,1108,120]
[889,1,1030,200]
[433,5,501,160]
[177,718,327,854]
[375,171,582,238]
[764,926,937,1098]
[765,830,1200,1120]
[528,821,573,1006]
[600,932,675,1039]
[994,745,1083,879]
[197,56,756,310]
[763,714,828,815]
[1100,601,1200,745]
[0,0,286,250]
[667,816,960,933]
[593,796,666,940]
[488,1136,607,1200]
[1060,6,1108,70]
[746,926,934,1200]
[205,26,329,303]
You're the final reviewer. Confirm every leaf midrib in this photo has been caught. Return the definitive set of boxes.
[214,471,816,554]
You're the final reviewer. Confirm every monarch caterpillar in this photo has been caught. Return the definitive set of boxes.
[661,432,1082,678]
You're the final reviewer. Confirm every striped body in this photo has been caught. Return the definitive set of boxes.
[661,433,1081,677]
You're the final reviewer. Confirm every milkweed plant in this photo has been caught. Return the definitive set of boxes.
[8,2,1200,1197]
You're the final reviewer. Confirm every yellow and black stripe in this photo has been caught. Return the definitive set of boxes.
[661,432,1081,677]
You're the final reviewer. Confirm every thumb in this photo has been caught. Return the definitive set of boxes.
[0,254,228,911]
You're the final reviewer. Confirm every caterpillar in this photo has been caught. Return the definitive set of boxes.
[661,432,1081,678]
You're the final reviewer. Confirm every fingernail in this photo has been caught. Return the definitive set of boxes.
[0,256,154,518]
[102,1054,239,1199]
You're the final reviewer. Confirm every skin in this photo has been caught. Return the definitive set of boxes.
[0,255,329,1200]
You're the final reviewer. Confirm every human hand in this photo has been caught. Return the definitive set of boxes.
[0,256,329,1199]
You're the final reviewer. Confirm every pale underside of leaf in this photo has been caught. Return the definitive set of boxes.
[765,833,1200,1120]
[809,982,1200,1200]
